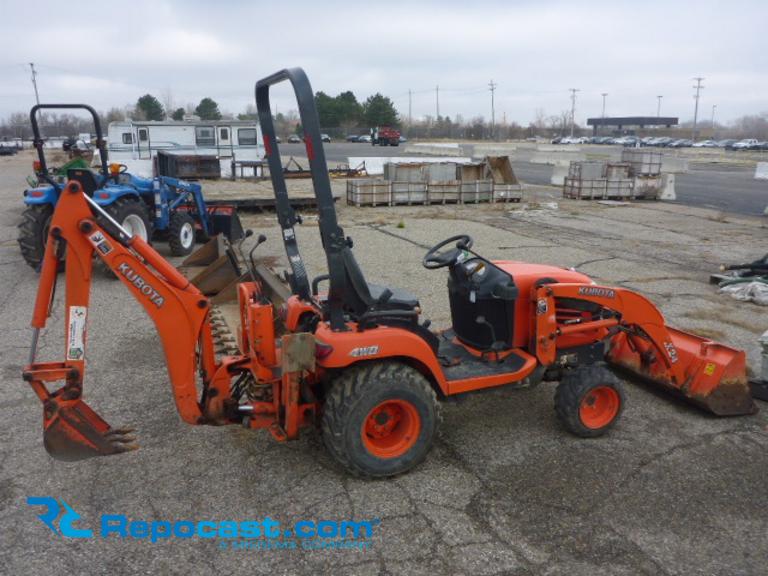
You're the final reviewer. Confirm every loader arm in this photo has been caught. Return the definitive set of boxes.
[23,180,225,460]
[533,283,754,415]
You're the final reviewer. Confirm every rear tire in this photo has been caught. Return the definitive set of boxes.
[322,361,440,478]
[18,204,56,270]
[168,212,196,256]
[554,364,624,438]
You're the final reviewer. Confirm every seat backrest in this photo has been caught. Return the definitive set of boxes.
[339,246,374,316]
[67,169,99,197]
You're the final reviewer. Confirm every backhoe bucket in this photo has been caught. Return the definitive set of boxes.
[608,327,757,416]
[43,397,138,461]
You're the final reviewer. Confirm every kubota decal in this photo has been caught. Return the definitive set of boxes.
[117,263,165,308]
[349,346,379,358]
[578,286,616,299]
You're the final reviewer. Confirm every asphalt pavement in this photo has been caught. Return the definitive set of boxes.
[1,150,767,576]
[284,141,768,217]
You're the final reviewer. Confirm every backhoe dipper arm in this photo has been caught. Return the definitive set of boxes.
[24,181,221,460]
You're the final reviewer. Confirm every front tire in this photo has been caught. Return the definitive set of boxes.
[168,212,196,256]
[18,204,55,270]
[554,364,624,438]
[322,361,440,478]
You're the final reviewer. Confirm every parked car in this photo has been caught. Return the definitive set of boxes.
[399,136,408,143]
[692,140,718,148]
[287,134,302,143]
[717,139,737,148]
[668,139,693,148]
[731,139,759,151]
[551,136,563,144]
[345,134,360,142]
[357,135,372,143]
[321,134,331,143]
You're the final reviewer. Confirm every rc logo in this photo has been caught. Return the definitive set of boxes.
[27,497,93,538]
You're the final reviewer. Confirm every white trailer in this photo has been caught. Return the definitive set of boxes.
[105,120,264,178]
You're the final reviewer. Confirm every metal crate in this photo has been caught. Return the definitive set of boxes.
[605,178,635,199]
[157,151,220,179]
[605,162,631,179]
[383,163,426,182]
[621,149,662,176]
[391,182,428,205]
[568,161,606,180]
[427,181,461,204]
[459,180,493,203]
[493,183,523,203]
[563,177,607,200]
[346,179,391,206]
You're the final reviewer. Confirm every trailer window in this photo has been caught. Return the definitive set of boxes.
[122,133,133,144]
[138,128,148,142]
[238,128,257,145]
[195,126,215,146]
[220,128,229,141]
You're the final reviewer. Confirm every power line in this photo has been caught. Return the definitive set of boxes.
[691,77,704,141]
[656,95,663,117]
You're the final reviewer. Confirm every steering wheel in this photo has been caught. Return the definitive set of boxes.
[423,234,474,269]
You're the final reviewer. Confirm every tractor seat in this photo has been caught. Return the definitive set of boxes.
[368,283,419,311]
[67,169,98,197]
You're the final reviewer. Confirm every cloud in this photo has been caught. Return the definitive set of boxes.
[0,0,766,123]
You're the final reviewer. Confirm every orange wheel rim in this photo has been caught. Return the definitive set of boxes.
[579,386,620,429]
[361,399,421,459]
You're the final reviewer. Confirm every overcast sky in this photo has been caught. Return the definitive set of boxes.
[1,0,765,126]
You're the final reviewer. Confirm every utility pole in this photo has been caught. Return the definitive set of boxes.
[691,77,704,141]
[569,88,579,137]
[435,85,440,119]
[601,93,607,118]
[711,104,717,129]
[29,62,40,105]
[656,95,663,117]
[408,89,412,129]
[489,80,497,140]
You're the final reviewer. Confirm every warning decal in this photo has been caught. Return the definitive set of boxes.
[66,306,87,360]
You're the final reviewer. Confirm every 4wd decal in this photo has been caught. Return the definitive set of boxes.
[664,341,679,364]
[349,346,379,358]
[117,263,165,308]
[578,286,616,299]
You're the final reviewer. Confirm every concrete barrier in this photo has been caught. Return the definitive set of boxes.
[755,162,768,180]
[472,143,518,158]
[403,142,463,157]
[659,173,676,201]
[551,165,569,186]
[348,156,473,176]
[532,151,587,166]
[537,145,582,153]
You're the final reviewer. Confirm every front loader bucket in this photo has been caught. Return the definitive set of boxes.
[608,327,757,416]
[206,205,244,242]
[43,397,138,461]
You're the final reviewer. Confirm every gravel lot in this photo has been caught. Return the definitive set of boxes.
[1,150,767,575]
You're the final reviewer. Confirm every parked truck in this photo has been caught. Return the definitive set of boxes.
[371,126,401,146]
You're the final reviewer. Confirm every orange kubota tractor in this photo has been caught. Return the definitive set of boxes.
[23,68,756,477]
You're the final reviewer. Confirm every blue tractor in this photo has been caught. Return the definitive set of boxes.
[18,104,242,270]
